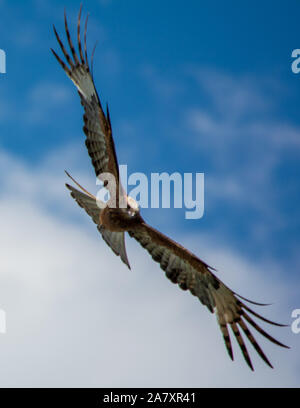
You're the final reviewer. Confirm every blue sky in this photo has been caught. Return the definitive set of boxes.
[0,0,299,387]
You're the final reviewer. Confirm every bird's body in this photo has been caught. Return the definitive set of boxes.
[52,6,289,371]
[99,200,142,232]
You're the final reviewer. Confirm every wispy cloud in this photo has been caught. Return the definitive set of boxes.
[24,81,72,124]
[188,68,271,117]
[141,64,185,100]
[0,147,298,387]
[0,0,299,387]
[184,68,300,238]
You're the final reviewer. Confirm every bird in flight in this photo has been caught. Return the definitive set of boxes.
[51,6,289,371]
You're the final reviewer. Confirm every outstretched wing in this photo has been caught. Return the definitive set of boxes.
[66,183,130,269]
[52,6,123,198]
[128,222,288,370]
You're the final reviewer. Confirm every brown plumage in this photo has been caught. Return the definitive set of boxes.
[52,7,122,197]
[52,6,289,371]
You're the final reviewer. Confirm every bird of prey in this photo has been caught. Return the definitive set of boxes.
[52,6,288,370]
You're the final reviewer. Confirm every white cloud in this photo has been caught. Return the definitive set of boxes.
[183,69,300,240]
[187,67,271,118]
[29,82,71,105]
[24,81,72,124]
[141,64,185,100]
[0,147,298,387]
[186,67,300,152]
